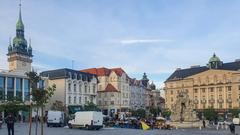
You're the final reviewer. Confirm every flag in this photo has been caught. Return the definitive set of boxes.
[140,121,150,130]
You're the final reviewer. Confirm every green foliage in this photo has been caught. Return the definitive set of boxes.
[26,71,56,107]
[51,100,65,111]
[0,96,28,114]
[131,109,146,118]
[229,108,240,118]
[162,108,171,118]
[84,102,100,111]
[203,107,217,120]
[150,107,161,117]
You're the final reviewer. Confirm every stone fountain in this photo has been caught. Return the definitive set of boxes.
[170,91,201,128]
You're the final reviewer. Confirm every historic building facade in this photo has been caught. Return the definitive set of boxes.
[129,78,146,110]
[81,68,131,116]
[40,68,98,112]
[165,54,240,114]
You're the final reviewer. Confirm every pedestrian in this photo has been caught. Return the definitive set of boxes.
[202,119,206,128]
[0,114,3,129]
[5,113,15,135]
[229,122,235,134]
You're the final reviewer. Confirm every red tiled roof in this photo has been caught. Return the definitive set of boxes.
[98,84,119,93]
[81,67,126,77]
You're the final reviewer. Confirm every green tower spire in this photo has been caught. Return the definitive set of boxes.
[16,1,24,31]
[7,0,32,57]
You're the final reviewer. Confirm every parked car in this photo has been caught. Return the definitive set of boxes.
[68,111,103,130]
[47,111,65,127]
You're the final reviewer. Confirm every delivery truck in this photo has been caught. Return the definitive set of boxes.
[68,111,103,130]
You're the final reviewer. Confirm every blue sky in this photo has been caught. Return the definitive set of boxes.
[1,0,240,88]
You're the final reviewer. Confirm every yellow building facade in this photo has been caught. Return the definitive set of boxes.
[165,54,240,114]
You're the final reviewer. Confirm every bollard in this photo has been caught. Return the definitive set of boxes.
[199,126,202,130]
[176,126,178,129]
[216,125,219,130]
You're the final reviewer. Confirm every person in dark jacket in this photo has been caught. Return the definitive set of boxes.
[5,113,15,135]
[202,120,206,128]
[229,122,235,134]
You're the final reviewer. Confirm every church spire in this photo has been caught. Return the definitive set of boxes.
[16,0,24,31]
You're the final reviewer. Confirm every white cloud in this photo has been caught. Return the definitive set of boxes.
[120,39,173,45]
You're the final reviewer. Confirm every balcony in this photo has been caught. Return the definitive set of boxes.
[209,99,215,103]
[218,99,224,103]
[227,98,232,103]
[201,99,206,104]
[194,99,199,104]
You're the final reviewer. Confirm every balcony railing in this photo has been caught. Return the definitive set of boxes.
[218,99,224,103]
[194,99,198,104]
[201,99,206,104]
[227,98,232,103]
[209,99,215,103]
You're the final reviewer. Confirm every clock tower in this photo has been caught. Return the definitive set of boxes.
[7,2,33,72]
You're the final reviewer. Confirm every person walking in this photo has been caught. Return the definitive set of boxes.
[229,122,235,134]
[5,113,15,135]
[202,120,206,128]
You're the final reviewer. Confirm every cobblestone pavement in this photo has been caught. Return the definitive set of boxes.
[0,123,239,135]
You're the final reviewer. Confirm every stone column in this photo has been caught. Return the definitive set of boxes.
[22,78,25,101]
[14,77,16,97]
[5,77,7,100]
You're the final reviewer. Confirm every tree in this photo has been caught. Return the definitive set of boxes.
[162,108,171,118]
[26,71,56,135]
[0,96,28,115]
[84,102,99,111]
[203,107,217,120]
[229,108,240,118]
[51,100,65,112]
[150,107,161,117]
[131,109,146,118]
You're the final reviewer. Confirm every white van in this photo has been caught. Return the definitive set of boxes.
[233,118,240,125]
[68,111,103,130]
[47,111,65,127]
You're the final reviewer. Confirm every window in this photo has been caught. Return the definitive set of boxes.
[210,87,214,92]
[85,97,87,103]
[171,97,173,102]
[110,101,114,105]
[99,85,102,91]
[170,90,173,95]
[7,77,14,99]
[0,76,5,100]
[194,89,198,93]
[219,104,223,109]
[79,97,81,104]
[201,88,205,93]
[98,100,101,105]
[85,85,87,93]
[16,78,22,98]
[111,93,114,97]
[88,85,91,93]
[79,84,82,93]
[228,103,232,108]
[74,84,76,92]
[68,96,71,104]
[203,104,206,109]
[68,83,71,92]
[24,79,30,101]
[227,86,231,91]
[74,96,76,104]
[93,84,96,93]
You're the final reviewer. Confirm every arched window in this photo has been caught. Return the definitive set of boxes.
[68,96,71,104]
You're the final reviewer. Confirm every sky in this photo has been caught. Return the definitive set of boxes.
[1,0,240,88]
